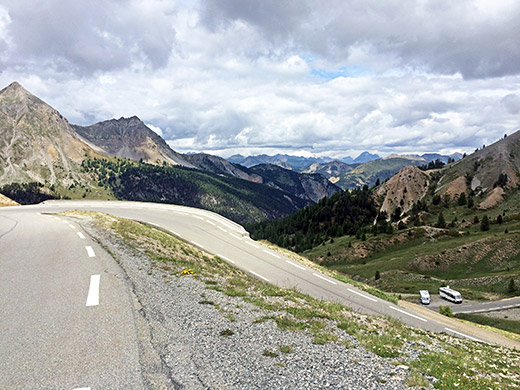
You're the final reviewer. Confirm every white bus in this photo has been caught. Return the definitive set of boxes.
[439,286,462,303]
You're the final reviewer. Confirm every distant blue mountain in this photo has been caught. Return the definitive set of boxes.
[227,153,334,170]
[352,152,381,164]
[420,153,462,163]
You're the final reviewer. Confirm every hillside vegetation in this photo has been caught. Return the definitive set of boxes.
[248,186,379,252]
[67,209,520,390]
[253,132,520,301]
[82,157,308,224]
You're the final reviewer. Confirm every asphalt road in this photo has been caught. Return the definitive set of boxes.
[2,200,506,346]
[0,209,143,389]
[437,297,520,315]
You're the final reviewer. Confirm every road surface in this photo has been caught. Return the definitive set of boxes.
[4,201,511,338]
[0,208,143,389]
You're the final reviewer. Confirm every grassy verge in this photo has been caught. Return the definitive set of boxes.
[64,210,520,389]
[260,240,399,304]
[455,313,520,336]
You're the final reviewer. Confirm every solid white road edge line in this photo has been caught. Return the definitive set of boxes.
[444,327,484,343]
[347,288,377,302]
[389,306,428,322]
[313,273,337,285]
[250,270,269,282]
[217,254,235,263]
[86,275,100,307]
[191,240,204,248]
[85,246,96,258]
[286,260,306,270]
[77,232,85,239]
[263,249,281,259]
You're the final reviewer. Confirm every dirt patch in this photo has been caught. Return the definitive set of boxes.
[0,193,19,207]
[376,166,429,219]
[478,186,505,210]
[436,176,467,198]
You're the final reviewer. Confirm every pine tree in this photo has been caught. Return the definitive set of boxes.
[508,278,516,293]
[480,215,490,231]
[436,212,446,228]
[457,192,467,206]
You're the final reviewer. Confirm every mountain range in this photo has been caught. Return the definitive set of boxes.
[0,82,339,222]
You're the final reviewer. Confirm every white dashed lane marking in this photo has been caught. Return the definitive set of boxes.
[286,260,305,270]
[217,226,227,233]
[229,233,242,240]
[389,306,428,322]
[68,224,76,230]
[86,275,100,307]
[85,246,96,258]
[245,240,260,249]
[347,288,377,302]
[313,273,337,285]
[169,230,180,236]
[77,232,85,239]
[263,249,281,259]
[205,219,216,226]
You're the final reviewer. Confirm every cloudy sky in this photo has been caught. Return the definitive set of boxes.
[1,0,519,158]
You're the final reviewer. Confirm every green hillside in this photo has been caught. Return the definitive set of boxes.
[82,157,308,224]
[305,188,520,300]
[248,186,378,252]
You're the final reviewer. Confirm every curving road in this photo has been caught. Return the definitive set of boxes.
[0,201,512,348]
[1,200,518,387]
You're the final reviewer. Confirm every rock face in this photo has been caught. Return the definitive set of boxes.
[302,160,354,181]
[376,166,430,219]
[436,130,520,205]
[73,117,195,168]
[0,82,92,186]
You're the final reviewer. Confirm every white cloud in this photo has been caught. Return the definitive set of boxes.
[0,1,519,159]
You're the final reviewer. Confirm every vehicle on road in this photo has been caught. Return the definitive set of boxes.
[439,286,462,303]
[419,290,430,305]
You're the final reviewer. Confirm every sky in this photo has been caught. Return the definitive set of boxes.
[0,0,519,159]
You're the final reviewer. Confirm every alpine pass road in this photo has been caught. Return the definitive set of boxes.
[1,200,517,387]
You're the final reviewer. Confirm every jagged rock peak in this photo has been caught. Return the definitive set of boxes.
[1,81,34,99]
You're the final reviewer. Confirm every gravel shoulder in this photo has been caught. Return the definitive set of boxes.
[79,219,412,389]
[66,211,520,390]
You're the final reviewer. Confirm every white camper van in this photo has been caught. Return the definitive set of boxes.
[419,290,430,305]
[439,286,462,303]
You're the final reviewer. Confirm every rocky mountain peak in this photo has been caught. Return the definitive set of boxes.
[0,81,92,186]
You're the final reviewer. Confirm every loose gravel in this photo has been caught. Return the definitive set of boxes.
[79,219,426,390]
